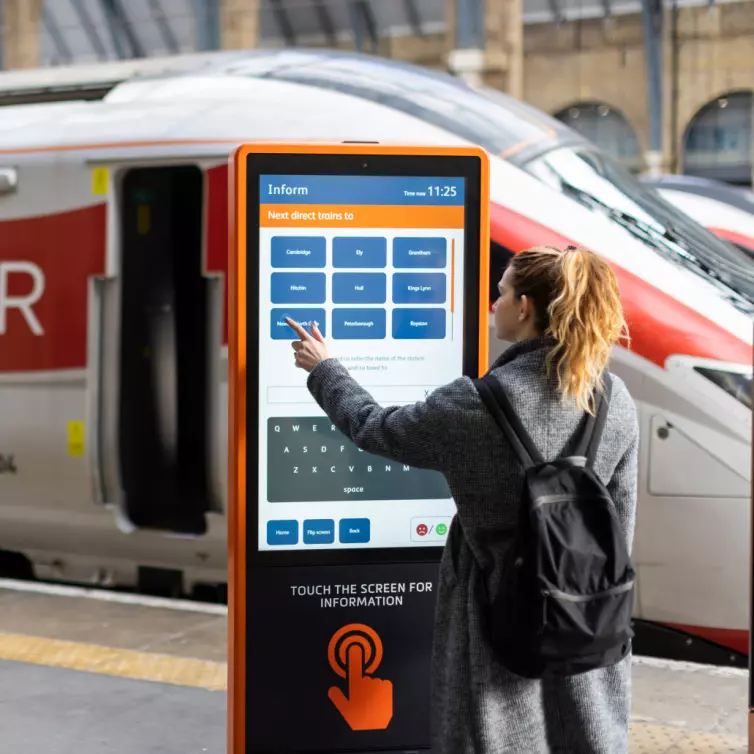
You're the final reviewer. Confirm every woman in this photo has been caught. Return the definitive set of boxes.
[285,245,639,753]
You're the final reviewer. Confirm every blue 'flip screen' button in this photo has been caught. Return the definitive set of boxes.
[271,237,326,268]
[339,518,370,544]
[332,309,386,339]
[333,237,386,268]
[392,308,446,339]
[267,520,299,545]
[392,273,446,304]
[393,237,447,268]
[332,273,386,304]
[270,308,326,339]
[271,273,326,304]
[303,519,335,545]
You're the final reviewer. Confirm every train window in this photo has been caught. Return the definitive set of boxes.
[489,241,515,304]
[118,165,211,535]
[522,146,754,309]
[693,367,752,410]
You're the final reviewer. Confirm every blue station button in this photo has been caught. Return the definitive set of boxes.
[270,308,326,340]
[393,237,447,268]
[332,273,386,304]
[333,237,387,268]
[271,236,326,268]
[332,308,386,340]
[271,272,326,304]
[267,520,299,545]
[303,519,335,545]
[339,518,370,544]
[392,273,446,305]
[392,308,446,339]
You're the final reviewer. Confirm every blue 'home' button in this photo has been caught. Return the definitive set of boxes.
[267,520,299,546]
[339,518,370,544]
[303,519,335,545]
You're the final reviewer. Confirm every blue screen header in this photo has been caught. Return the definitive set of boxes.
[260,175,465,206]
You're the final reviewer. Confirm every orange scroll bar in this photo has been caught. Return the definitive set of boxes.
[260,204,464,230]
[451,238,455,313]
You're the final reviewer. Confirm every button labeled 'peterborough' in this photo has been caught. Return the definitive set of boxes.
[393,237,446,268]
[333,237,386,268]
[392,308,446,339]
[270,308,326,339]
[392,273,446,304]
[271,236,326,268]
[271,272,326,304]
[332,273,386,304]
[332,309,386,339]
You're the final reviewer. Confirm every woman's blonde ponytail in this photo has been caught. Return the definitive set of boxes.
[508,246,630,413]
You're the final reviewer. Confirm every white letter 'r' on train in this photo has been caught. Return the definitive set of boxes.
[0,261,45,336]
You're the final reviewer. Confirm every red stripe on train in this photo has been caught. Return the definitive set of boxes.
[707,226,754,255]
[665,622,749,655]
[0,204,107,372]
[489,203,752,367]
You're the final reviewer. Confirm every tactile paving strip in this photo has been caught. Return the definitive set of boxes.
[0,631,227,690]
[629,723,747,754]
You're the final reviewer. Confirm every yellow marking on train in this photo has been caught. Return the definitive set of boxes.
[91,167,109,196]
[137,204,150,235]
[67,421,85,457]
[0,632,227,691]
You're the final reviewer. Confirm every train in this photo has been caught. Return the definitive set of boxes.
[640,175,754,258]
[0,48,751,663]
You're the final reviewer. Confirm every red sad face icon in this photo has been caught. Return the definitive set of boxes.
[416,524,428,536]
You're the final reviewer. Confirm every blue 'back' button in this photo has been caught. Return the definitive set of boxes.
[271,237,326,268]
[303,519,335,545]
[267,520,299,545]
[339,518,370,544]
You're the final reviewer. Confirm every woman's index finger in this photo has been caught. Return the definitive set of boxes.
[284,317,311,340]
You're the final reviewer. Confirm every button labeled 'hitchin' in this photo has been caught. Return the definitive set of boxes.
[271,272,326,304]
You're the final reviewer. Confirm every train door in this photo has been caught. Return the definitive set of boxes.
[117,165,212,535]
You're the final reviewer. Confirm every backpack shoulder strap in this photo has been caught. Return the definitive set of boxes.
[581,372,613,468]
[472,374,545,469]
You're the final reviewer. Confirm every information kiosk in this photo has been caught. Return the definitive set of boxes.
[229,142,490,754]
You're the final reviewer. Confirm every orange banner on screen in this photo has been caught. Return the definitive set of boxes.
[260,204,464,229]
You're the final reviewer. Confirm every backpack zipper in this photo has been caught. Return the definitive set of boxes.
[541,581,634,602]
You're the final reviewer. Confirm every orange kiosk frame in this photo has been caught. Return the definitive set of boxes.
[228,142,489,753]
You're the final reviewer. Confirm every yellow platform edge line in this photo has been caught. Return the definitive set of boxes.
[0,631,228,691]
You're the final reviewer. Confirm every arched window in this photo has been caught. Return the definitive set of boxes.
[683,92,753,186]
[554,102,641,173]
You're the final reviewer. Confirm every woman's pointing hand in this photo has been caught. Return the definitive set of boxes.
[285,316,331,373]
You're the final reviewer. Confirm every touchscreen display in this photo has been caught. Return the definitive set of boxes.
[257,174,466,551]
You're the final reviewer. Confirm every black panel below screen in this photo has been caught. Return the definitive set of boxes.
[246,562,439,753]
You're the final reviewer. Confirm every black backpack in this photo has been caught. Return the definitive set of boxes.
[472,371,635,679]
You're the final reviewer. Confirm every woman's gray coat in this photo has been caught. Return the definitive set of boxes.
[306,335,639,754]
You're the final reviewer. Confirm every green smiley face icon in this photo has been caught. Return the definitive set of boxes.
[436,523,448,536]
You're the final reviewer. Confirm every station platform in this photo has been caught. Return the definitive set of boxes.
[0,578,748,754]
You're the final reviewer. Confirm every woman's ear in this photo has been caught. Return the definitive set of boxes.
[519,294,531,321]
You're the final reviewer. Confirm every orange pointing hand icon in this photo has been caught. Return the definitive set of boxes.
[328,628,393,731]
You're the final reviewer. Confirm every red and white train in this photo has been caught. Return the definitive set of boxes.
[0,49,750,662]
